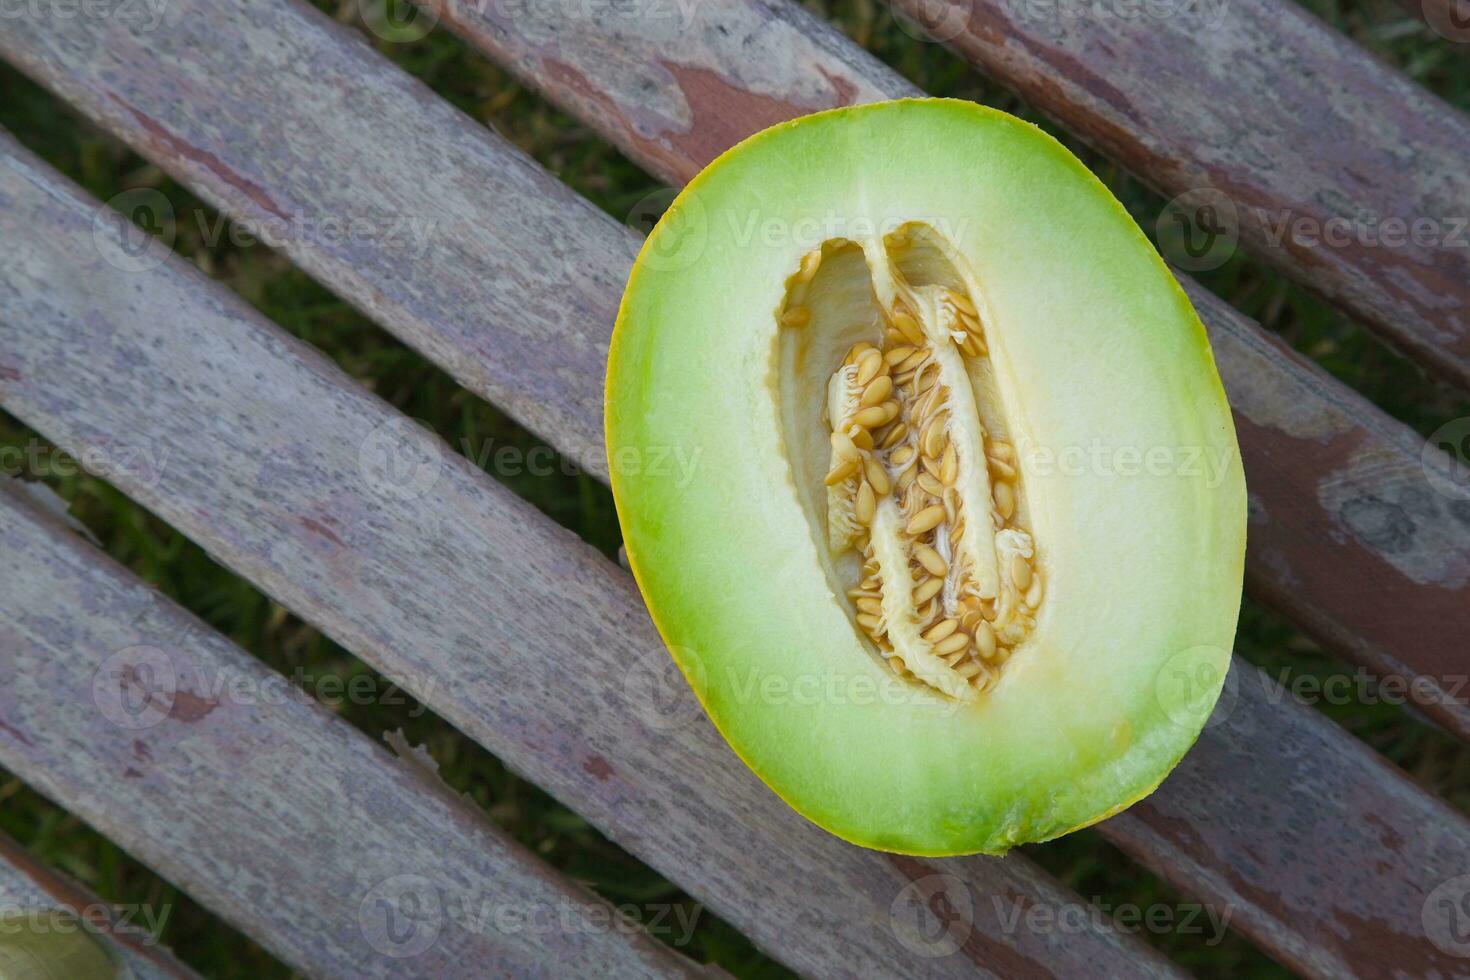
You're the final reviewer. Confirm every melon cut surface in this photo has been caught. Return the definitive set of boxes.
[607,99,1245,855]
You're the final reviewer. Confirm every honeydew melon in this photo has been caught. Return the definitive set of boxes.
[606,99,1245,855]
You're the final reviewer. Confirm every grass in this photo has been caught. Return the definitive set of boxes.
[1,0,1468,976]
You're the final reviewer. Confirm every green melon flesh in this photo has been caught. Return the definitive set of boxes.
[0,911,118,980]
[606,98,1245,856]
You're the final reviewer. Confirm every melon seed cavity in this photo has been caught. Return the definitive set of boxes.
[778,224,1041,701]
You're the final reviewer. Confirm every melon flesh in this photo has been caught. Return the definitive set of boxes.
[606,98,1245,856]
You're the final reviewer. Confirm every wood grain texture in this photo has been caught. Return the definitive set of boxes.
[887,0,1470,388]
[2,0,620,476]
[0,134,1180,980]
[0,831,199,980]
[0,106,1467,980]
[5,0,1468,746]
[418,0,1470,743]
[405,11,1470,968]
[1106,665,1470,979]
[422,0,910,174]
[3,2,1468,975]
[0,486,709,980]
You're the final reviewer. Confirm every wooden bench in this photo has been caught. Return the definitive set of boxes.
[0,0,1466,975]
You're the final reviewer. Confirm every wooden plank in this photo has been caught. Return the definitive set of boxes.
[1106,665,1470,979]
[0,484,712,979]
[0,133,1181,980]
[893,0,1470,388]
[2,3,1467,974]
[0,111,1465,980]
[420,0,913,183]
[6,0,1465,748]
[0,832,199,980]
[390,13,1470,972]
[419,0,1470,745]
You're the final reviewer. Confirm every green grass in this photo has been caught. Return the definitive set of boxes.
[1,0,1468,976]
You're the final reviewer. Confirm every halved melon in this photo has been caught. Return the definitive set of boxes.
[606,98,1245,855]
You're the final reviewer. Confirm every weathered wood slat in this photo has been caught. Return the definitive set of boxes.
[7,0,1465,749]
[0,832,198,980]
[3,2,1468,975]
[1106,665,1470,978]
[0,103,1466,980]
[391,10,1470,970]
[897,0,1470,388]
[0,485,710,979]
[0,133,1181,979]
[422,0,909,182]
[413,0,1470,745]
